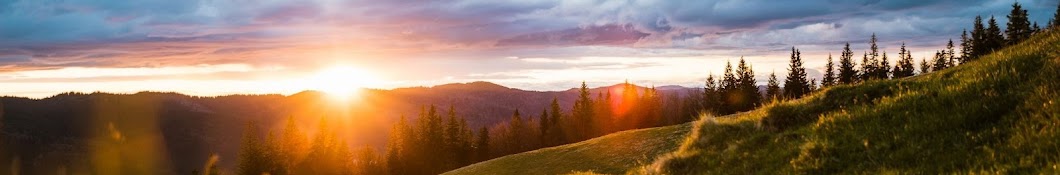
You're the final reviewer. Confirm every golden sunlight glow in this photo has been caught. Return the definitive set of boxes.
[307,66,381,101]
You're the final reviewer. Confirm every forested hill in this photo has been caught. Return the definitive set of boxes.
[645,27,1060,175]
[0,81,693,174]
[454,27,1060,175]
[449,7,1060,175]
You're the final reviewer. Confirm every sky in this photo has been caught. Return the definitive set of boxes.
[0,0,1057,98]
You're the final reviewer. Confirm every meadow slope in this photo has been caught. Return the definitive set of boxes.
[444,123,692,175]
[643,29,1060,174]
[448,29,1060,175]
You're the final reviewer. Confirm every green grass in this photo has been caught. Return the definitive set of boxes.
[443,123,693,175]
[447,30,1060,175]
[640,30,1060,174]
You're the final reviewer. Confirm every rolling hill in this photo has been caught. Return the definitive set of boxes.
[447,29,1060,174]
[444,123,692,175]
[0,81,693,174]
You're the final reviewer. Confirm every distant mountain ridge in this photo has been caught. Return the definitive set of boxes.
[0,81,694,174]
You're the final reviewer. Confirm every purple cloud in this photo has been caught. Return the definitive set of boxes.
[0,0,1057,92]
[496,24,650,47]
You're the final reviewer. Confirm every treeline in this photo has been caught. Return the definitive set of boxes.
[670,14,987,118]
[223,2,1059,175]
[225,82,684,175]
[214,116,380,175]
[384,82,685,175]
[698,2,1050,116]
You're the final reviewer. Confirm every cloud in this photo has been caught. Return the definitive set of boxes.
[495,24,650,47]
[3,0,1050,55]
[1,0,1058,96]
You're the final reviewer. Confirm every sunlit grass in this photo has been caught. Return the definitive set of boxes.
[442,30,1060,175]
[443,123,693,175]
[641,29,1060,174]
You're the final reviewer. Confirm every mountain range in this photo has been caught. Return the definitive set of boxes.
[0,81,695,174]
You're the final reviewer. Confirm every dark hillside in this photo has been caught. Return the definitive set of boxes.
[0,82,692,174]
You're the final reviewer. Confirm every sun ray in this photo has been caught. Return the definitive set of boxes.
[306,66,381,102]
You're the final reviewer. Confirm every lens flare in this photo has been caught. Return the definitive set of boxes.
[307,66,381,101]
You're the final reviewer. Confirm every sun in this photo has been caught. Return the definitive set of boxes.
[307,66,381,101]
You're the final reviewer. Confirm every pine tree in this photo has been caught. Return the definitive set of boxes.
[413,105,445,174]
[262,131,285,175]
[473,127,490,161]
[765,71,781,102]
[878,51,890,79]
[619,81,640,129]
[986,16,1004,52]
[400,114,420,174]
[866,33,881,80]
[237,121,268,175]
[593,91,615,135]
[860,52,873,81]
[443,106,466,169]
[971,16,986,60]
[703,74,721,115]
[673,90,701,124]
[507,109,526,154]
[784,47,811,99]
[809,78,818,92]
[736,57,760,111]
[638,86,663,128]
[572,82,595,140]
[297,118,352,175]
[822,54,837,87]
[456,118,473,167]
[720,61,739,114]
[920,58,932,74]
[1033,22,1041,34]
[838,43,858,84]
[385,115,409,175]
[870,33,880,60]
[893,43,916,78]
[538,108,549,147]
[892,51,903,78]
[960,30,973,64]
[1052,1,1060,28]
[892,62,904,79]
[604,91,615,131]
[332,140,353,175]
[548,98,565,146]
[1006,2,1032,45]
[278,116,306,175]
[355,145,380,175]
[933,51,948,71]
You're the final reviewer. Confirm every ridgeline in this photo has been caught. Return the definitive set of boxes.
[448,26,1060,175]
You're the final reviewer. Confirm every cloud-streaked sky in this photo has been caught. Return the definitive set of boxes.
[1,0,1056,98]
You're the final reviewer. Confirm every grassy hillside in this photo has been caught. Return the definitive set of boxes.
[444,123,693,175]
[448,29,1060,175]
[640,30,1060,174]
